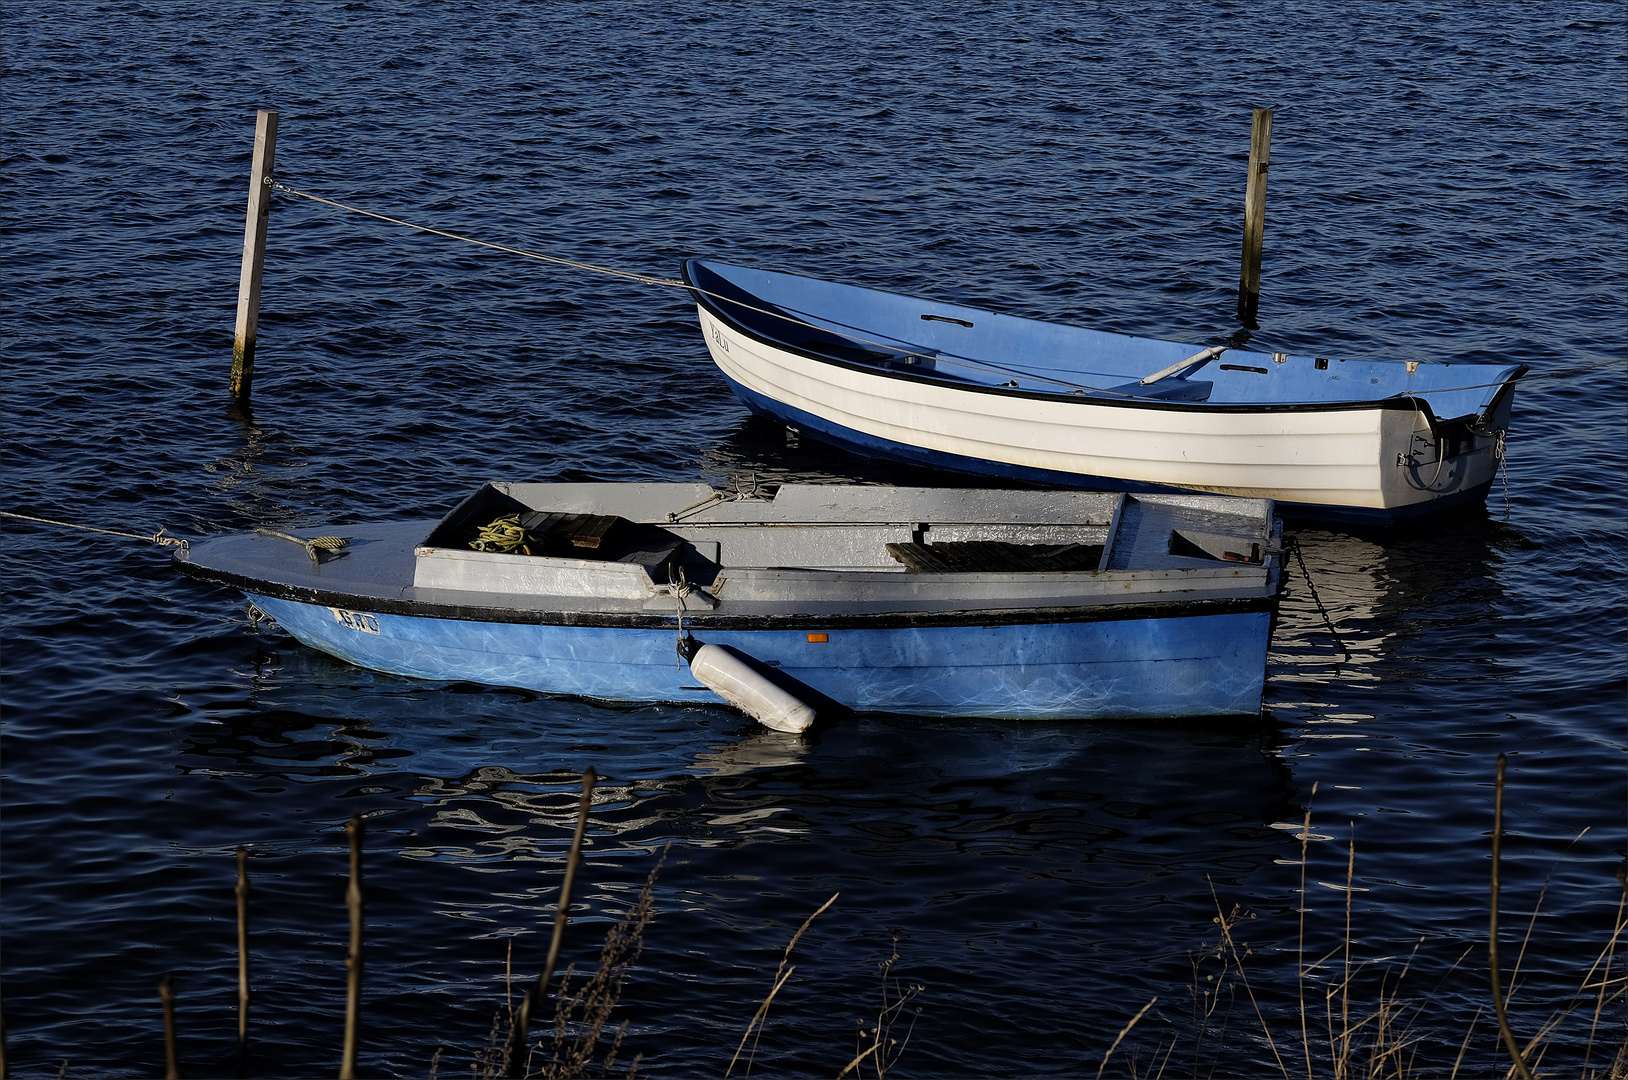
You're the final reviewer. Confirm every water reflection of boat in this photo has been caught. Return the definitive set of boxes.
[1268,513,1518,726]
[688,728,810,778]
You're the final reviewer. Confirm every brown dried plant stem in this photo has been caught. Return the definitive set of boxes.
[1488,754,1534,1080]
[159,974,180,1079]
[1340,826,1354,1080]
[1581,871,1628,1074]
[1095,996,1157,1079]
[507,766,598,1078]
[1298,782,1317,1080]
[341,814,364,1080]
[236,845,250,1078]
[1204,882,1287,1077]
[726,891,840,1079]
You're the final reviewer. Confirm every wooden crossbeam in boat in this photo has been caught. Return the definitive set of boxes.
[517,511,624,549]
[886,541,1103,574]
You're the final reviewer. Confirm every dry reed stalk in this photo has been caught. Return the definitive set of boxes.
[833,1041,879,1080]
[1580,872,1628,1074]
[1339,824,1355,1080]
[726,891,839,1079]
[507,767,598,1076]
[1096,996,1157,1079]
[1507,830,1587,999]
[1489,754,1534,1080]
[474,1005,511,1078]
[1299,781,1318,1080]
[1205,880,1287,1076]
[1448,1004,1484,1079]
[341,813,364,1080]
[236,845,250,1079]
[1186,933,1236,1075]
[1362,940,1430,1078]
[1489,827,1628,1079]
[534,854,662,1079]
[158,974,179,1079]
[846,940,921,1079]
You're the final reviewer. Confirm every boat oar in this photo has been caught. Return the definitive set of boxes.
[1140,345,1228,386]
[678,636,816,734]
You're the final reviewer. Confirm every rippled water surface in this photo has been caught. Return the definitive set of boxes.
[2,3,1624,1077]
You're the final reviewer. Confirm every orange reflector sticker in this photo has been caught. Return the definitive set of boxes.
[806,632,828,643]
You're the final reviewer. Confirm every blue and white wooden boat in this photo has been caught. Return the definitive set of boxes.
[683,260,1528,525]
[175,482,1283,723]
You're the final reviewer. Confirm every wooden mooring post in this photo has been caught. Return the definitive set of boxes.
[231,110,278,405]
[1237,108,1272,324]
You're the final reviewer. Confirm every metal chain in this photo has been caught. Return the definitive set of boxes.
[1496,429,1511,521]
[1286,536,1350,669]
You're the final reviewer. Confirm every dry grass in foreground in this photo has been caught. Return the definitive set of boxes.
[1095,762,1626,1079]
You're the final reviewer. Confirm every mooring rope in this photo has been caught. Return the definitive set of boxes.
[269,181,1141,396]
[271,181,1616,400]
[1,510,188,551]
[272,182,685,289]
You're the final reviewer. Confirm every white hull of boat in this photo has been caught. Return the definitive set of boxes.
[697,307,1512,520]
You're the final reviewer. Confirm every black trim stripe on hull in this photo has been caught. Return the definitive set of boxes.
[177,560,1279,631]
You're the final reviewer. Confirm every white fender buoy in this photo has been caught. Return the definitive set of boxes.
[683,641,816,734]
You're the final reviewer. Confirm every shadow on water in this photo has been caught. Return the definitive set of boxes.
[695,413,1038,491]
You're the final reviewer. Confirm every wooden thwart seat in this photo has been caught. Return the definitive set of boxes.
[517,511,623,550]
[886,540,1103,574]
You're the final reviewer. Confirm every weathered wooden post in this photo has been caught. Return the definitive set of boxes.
[236,846,251,1077]
[232,110,278,405]
[341,814,363,1080]
[1237,108,1272,324]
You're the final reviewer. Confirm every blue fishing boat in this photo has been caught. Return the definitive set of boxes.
[683,260,1528,524]
[175,482,1283,728]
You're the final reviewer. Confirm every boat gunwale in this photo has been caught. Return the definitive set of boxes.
[682,259,1529,424]
[174,557,1279,631]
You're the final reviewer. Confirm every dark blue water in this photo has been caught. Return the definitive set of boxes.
[3,3,1623,1076]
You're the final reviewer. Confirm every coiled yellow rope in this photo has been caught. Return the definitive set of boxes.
[470,514,534,555]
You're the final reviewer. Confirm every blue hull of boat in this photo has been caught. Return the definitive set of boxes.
[251,595,1272,720]
[721,373,1494,527]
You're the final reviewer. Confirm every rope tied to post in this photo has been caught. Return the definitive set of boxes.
[0,510,189,552]
[268,181,1150,397]
[271,182,686,288]
[270,180,1623,400]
